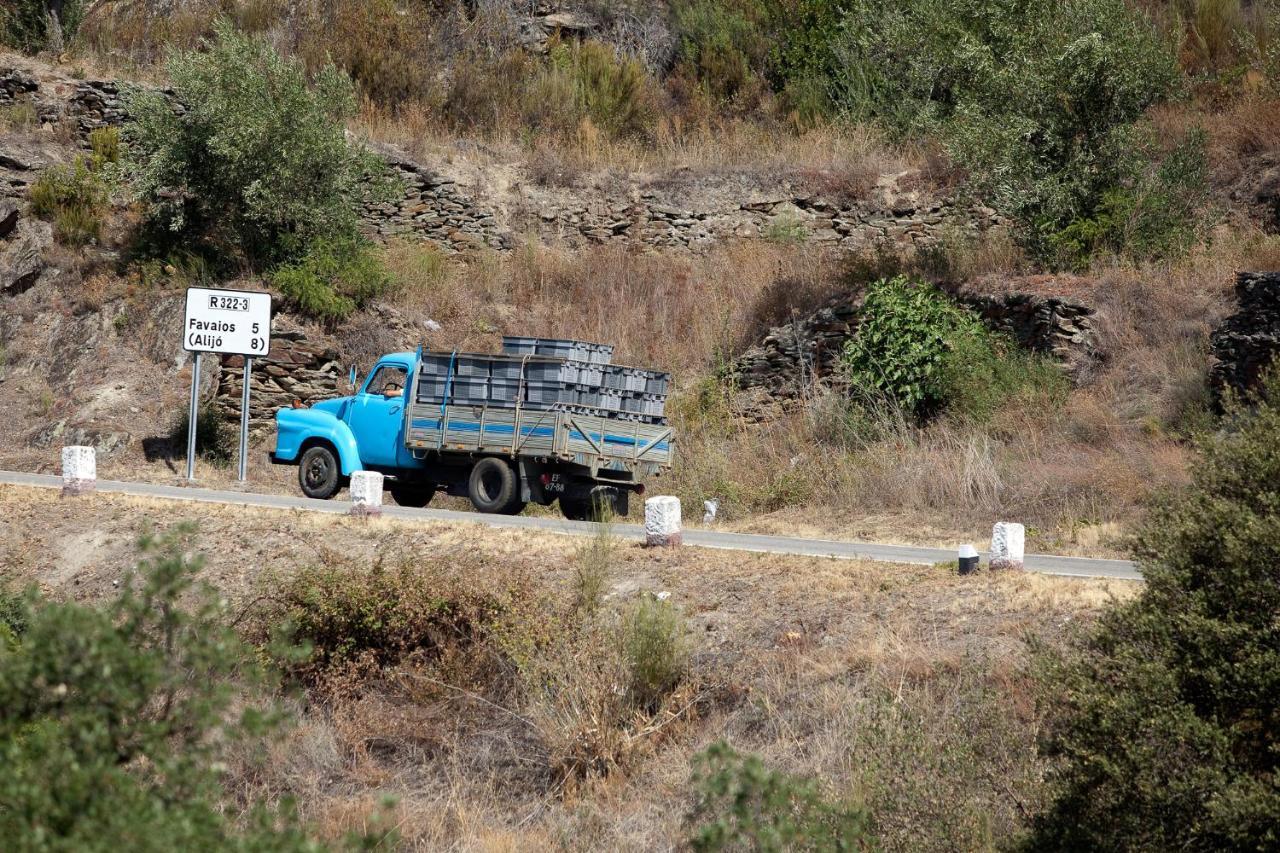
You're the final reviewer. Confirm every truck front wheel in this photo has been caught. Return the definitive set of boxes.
[468,457,519,514]
[299,445,342,500]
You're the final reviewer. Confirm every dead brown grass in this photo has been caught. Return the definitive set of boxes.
[0,485,1132,851]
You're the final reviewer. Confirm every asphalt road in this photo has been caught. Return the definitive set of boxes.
[0,470,1142,580]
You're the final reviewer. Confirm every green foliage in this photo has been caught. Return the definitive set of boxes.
[691,741,874,851]
[842,276,1066,422]
[268,237,392,322]
[549,39,659,138]
[672,0,771,103]
[1024,371,1280,851]
[1,0,86,53]
[0,525,325,851]
[269,557,524,682]
[621,594,689,709]
[87,126,121,169]
[170,403,236,465]
[821,0,1191,262]
[1051,129,1210,266]
[123,19,391,267]
[28,156,108,247]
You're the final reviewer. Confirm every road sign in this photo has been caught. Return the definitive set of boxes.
[182,287,273,483]
[183,287,272,357]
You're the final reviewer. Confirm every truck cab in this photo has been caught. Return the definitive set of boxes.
[272,353,433,505]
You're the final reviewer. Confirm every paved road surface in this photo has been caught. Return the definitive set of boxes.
[0,470,1141,581]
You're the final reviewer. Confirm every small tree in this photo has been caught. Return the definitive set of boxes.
[1,0,86,54]
[0,524,332,850]
[1023,373,1280,851]
[123,19,390,267]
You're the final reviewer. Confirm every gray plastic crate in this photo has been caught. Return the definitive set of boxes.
[448,377,489,404]
[419,353,454,376]
[489,354,573,382]
[573,362,603,386]
[643,394,666,417]
[600,388,623,411]
[489,378,521,405]
[416,378,449,404]
[587,343,614,364]
[602,366,627,390]
[575,388,602,407]
[500,336,538,355]
[525,380,574,407]
[623,368,647,393]
[621,394,645,414]
[644,371,671,396]
[453,355,490,377]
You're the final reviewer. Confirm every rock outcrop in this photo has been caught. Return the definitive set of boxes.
[1211,271,1280,400]
[729,286,1099,421]
[0,203,50,295]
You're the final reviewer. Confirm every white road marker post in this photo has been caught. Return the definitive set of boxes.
[644,495,682,547]
[990,522,1026,571]
[61,445,96,496]
[349,471,384,517]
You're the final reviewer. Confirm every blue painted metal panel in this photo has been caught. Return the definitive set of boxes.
[274,407,364,475]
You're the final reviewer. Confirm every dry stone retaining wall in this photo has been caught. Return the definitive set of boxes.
[1211,271,1280,401]
[729,287,1098,421]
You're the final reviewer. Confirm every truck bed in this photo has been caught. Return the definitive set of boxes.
[405,402,674,477]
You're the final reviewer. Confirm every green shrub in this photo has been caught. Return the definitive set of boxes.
[550,39,659,139]
[1023,371,1280,851]
[821,0,1189,263]
[690,741,874,851]
[621,594,689,710]
[28,156,108,246]
[1,0,86,53]
[123,19,392,267]
[842,276,1066,422]
[0,525,334,850]
[169,403,235,465]
[88,126,121,169]
[268,237,392,322]
[672,0,771,103]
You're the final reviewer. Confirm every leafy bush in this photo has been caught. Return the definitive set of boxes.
[672,0,771,104]
[297,0,438,105]
[621,593,689,709]
[1,0,86,53]
[268,237,392,322]
[821,0,1189,262]
[0,525,332,850]
[88,126,121,169]
[690,741,874,851]
[28,156,108,246]
[842,276,1066,422]
[169,402,235,464]
[1024,371,1280,851]
[123,19,391,267]
[550,39,660,139]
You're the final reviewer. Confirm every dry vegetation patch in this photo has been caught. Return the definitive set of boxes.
[0,484,1134,849]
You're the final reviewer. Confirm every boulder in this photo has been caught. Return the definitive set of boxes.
[0,218,51,294]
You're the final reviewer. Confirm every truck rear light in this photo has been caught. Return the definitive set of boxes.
[291,399,303,409]
[635,483,645,495]
[539,473,552,485]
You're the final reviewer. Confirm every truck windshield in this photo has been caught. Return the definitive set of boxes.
[365,365,408,397]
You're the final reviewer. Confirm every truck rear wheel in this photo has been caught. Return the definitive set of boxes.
[299,445,341,500]
[468,457,519,514]
[390,484,435,508]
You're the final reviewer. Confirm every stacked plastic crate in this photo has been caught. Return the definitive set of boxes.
[414,337,671,425]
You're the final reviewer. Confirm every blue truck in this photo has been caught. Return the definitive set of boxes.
[271,348,674,519]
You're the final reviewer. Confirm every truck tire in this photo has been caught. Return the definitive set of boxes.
[299,445,341,500]
[468,457,518,514]
[390,484,435,508]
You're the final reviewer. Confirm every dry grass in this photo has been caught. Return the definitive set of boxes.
[0,485,1134,851]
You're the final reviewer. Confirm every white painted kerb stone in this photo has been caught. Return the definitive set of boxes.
[644,496,682,547]
[990,522,1025,571]
[61,445,96,496]
[349,471,384,516]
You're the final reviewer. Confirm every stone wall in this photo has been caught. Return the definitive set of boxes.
[1211,271,1280,400]
[363,144,1009,255]
[211,324,344,428]
[729,286,1098,421]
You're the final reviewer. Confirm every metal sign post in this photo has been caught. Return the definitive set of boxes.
[238,357,253,482]
[182,287,272,484]
[186,351,202,482]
